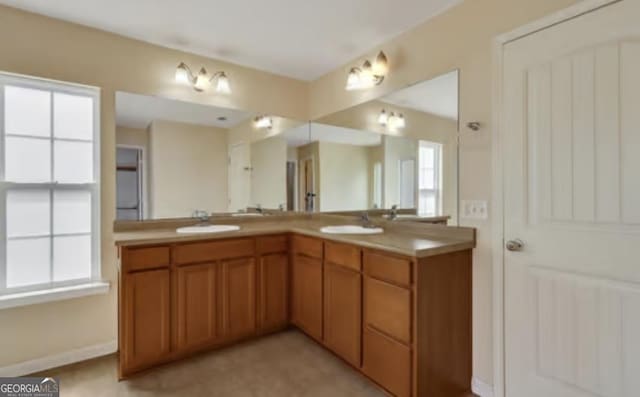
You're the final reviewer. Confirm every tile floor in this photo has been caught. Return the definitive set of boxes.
[33,330,388,396]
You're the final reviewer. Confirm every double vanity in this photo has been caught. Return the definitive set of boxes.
[114,215,475,396]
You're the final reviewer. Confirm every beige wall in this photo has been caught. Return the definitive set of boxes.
[317,142,370,211]
[0,0,583,386]
[309,0,580,384]
[149,120,228,218]
[250,136,287,209]
[115,126,149,148]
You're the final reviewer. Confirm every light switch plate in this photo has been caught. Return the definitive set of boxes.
[461,200,489,220]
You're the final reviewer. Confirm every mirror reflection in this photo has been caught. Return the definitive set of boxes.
[311,70,459,224]
[114,92,304,220]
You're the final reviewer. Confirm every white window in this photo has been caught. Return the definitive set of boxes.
[418,141,442,216]
[0,73,101,301]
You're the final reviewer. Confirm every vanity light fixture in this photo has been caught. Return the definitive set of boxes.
[378,109,405,130]
[254,115,273,129]
[175,62,231,94]
[346,51,389,91]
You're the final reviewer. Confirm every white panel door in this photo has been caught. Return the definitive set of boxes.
[503,1,640,396]
[228,143,250,212]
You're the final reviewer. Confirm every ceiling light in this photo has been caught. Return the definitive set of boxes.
[174,63,231,94]
[254,115,273,129]
[345,51,388,91]
[377,109,388,126]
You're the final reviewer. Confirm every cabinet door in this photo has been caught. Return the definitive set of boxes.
[221,257,257,338]
[323,263,361,367]
[176,263,218,350]
[123,269,171,370]
[259,253,289,331]
[291,254,323,340]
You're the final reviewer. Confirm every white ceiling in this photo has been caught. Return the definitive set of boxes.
[380,70,458,120]
[0,0,461,80]
[282,122,381,147]
[115,92,252,129]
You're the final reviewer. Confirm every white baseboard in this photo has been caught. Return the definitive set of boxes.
[472,377,495,397]
[0,340,117,377]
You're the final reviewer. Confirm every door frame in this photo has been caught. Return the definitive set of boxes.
[491,1,619,396]
[116,144,147,220]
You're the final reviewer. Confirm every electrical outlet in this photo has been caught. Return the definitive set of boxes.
[461,200,489,220]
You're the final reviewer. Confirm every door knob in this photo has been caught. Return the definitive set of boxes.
[506,239,524,252]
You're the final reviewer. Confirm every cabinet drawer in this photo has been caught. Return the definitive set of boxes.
[364,277,411,345]
[174,238,255,265]
[292,235,323,259]
[257,235,288,255]
[362,327,411,397]
[364,250,412,287]
[325,241,361,271]
[123,246,170,272]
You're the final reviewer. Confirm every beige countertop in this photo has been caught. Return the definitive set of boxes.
[114,215,475,258]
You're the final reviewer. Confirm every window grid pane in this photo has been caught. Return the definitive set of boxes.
[2,76,99,294]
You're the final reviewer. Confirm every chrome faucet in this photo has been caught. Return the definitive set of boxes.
[388,204,399,221]
[255,204,264,214]
[192,209,210,224]
[360,212,376,228]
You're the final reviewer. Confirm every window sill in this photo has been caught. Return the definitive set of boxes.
[0,281,110,310]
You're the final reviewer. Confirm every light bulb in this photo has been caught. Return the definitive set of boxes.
[397,113,406,128]
[372,51,389,76]
[175,62,191,84]
[346,68,361,90]
[194,68,210,91]
[360,61,375,88]
[377,110,388,126]
[254,116,272,129]
[215,72,231,94]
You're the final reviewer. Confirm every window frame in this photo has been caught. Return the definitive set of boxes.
[418,140,443,216]
[0,72,101,297]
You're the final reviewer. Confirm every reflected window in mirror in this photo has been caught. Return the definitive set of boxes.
[418,141,442,216]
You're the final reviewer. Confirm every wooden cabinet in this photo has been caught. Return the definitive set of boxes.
[221,257,257,339]
[122,269,171,371]
[176,263,218,350]
[323,262,361,367]
[118,234,473,396]
[291,253,323,340]
[258,253,289,331]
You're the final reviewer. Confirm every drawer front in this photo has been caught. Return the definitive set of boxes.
[364,277,411,345]
[124,246,170,272]
[364,250,412,287]
[174,238,255,265]
[292,234,323,259]
[256,235,288,255]
[362,327,411,397]
[325,241,361,271]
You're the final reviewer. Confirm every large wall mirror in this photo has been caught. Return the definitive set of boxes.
[114,70,458,224]
[114,92,305,220]
[309,70,459,224]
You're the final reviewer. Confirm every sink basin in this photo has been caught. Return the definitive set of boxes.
[231,213,264,217]
[176,225,240,234]
[320,225,384,235]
